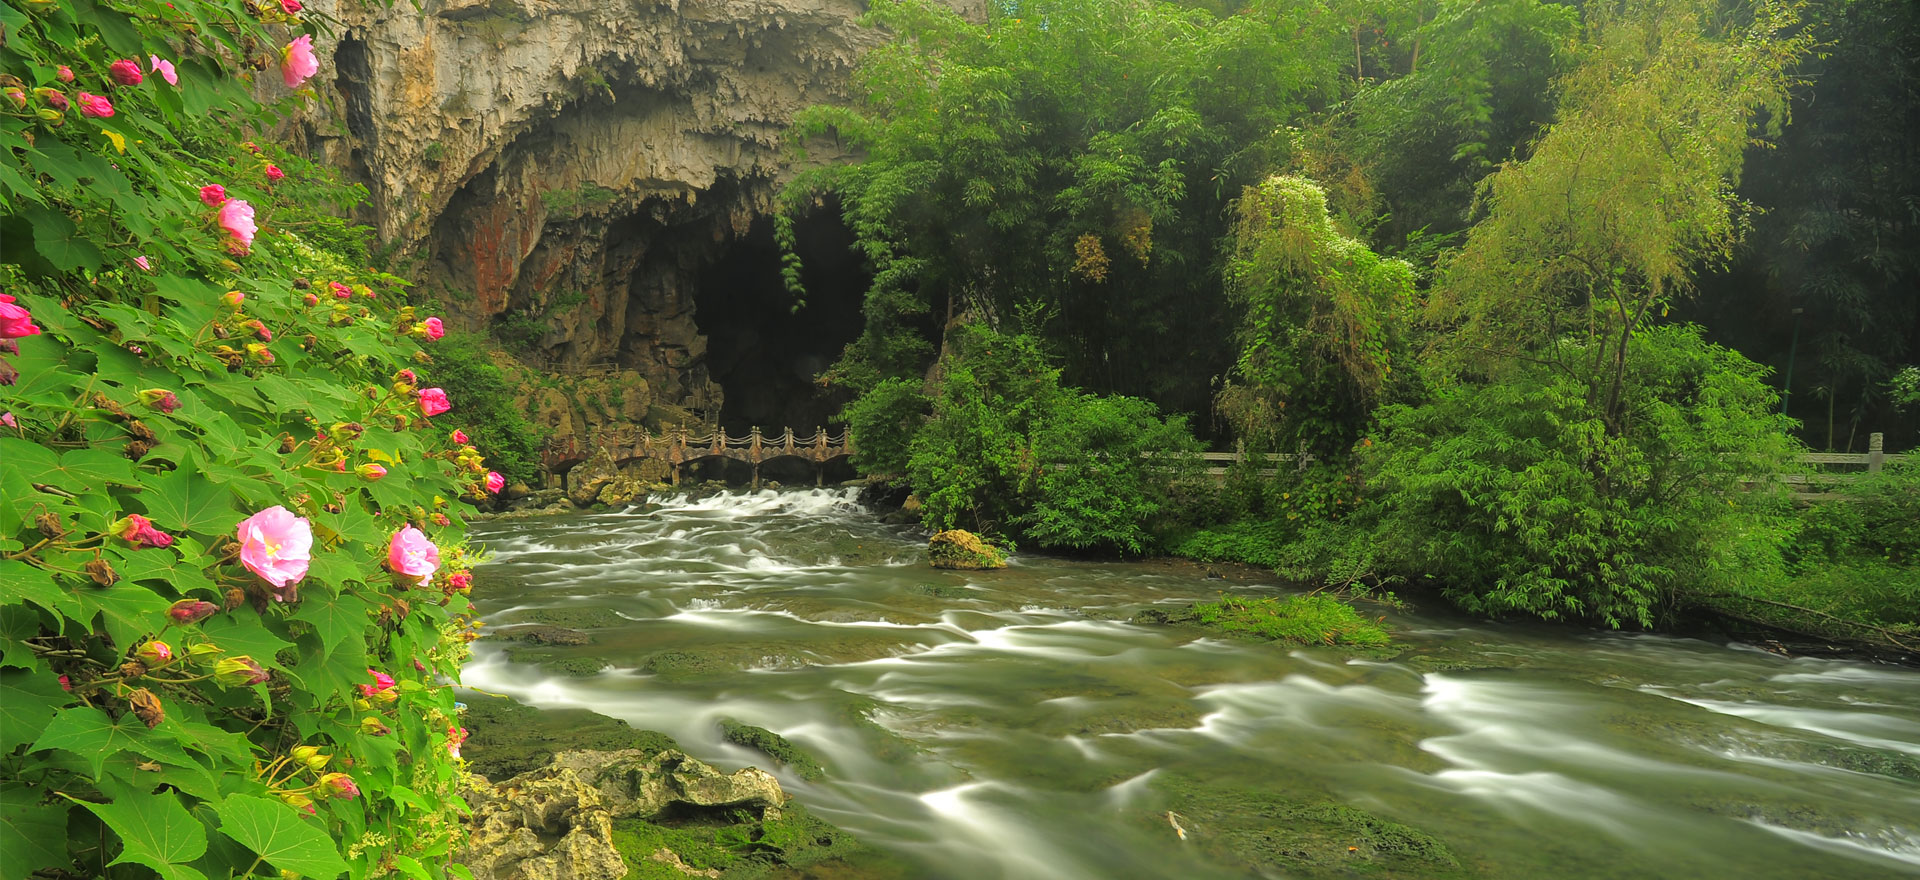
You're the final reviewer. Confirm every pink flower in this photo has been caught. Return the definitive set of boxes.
[423,317,445,340]
[448,571,472,592]
[0,294,43,339]
[199,184,227,207]
[78,91,114,115]
[485,471,505,494]
[236,506,312,597]
[359,668,395,696]
[138,388,181,413]
[386,526,440,586]
[166,599,218,624]
[265,164,284,182]
[0,413,15,429]
[447,725,468,759]
[133,255,151,271]
[56,65,74,83]
[451,429,469,444]
[108,59,143,86]
[281,0,303,12]
[218,199,256,249]
[281,35,319,89]
[330,281,351,299]
[148,56,178,87]
[113,514,175,549]
[417,388,450,418]
[396,369,416,384]
[36,89,68,111]
[248,320,272,341]
[357,463,387,481]
[58,674,70,691]
[303,293,319,307]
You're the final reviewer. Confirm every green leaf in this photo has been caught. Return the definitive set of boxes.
[35,448,138,491]
[0,783,69,880]
[215,794,350,879]
[291,592,369,662]
[77,790,209,880]
[198,615,297,674]
[0,667,66,753]
[32,707,145,778]
[144,458,240,537]
[73,581,169,650]
[21,205,102,271]
[0,560,79,621]
[0,604,44,668]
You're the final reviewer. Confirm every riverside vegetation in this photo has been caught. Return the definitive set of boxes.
[0,3,502,878]
[787,0,1919,654]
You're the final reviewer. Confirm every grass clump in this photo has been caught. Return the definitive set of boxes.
[609,804,867,879]
[1184,594,1390,647]
[720,719,827,780]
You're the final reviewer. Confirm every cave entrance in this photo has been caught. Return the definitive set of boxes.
[691,201,867,438]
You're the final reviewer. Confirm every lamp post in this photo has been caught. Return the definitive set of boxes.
[1781,307,1804,415]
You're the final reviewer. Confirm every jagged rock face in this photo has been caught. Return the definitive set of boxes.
[295,0,914,413]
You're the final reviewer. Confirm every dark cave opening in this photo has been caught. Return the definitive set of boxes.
[692,202,868,437]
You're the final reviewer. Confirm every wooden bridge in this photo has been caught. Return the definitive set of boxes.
[543,427,854,487]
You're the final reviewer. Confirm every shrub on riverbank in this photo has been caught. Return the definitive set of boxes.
[1,5,483,877]
[1148,595,1390,648]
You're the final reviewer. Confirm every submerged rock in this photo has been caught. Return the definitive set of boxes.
[928,529,1007,570]
[720,718,827,780]
[495,624,593,646]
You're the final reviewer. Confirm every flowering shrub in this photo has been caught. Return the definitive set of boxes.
[1,3,482,878]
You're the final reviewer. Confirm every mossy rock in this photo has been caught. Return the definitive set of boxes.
[492,624,592,646]
[928,529,1007,570]
[719,719,826,780]
[1156,776,1470,879]
[914,582,975,599]
[499,605,627,630]
[1137,594,1391,648]
[642,650,736,680]
[459,694,678,782]
[609,802,874,880]
[502,646,606,677]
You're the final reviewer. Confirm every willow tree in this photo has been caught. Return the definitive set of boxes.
[1217,175,1415,453]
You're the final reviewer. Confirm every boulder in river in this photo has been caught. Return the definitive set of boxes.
[928,529,1007,570]
[461,749,791,880]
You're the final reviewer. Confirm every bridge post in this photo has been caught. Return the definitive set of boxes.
[1869,432,1885,474]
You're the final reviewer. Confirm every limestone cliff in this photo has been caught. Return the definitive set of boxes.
[292,0,928,424]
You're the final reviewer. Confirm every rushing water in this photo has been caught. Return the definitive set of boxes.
[462,489,1920,879]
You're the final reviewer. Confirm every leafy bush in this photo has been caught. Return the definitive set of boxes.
[838,376,929,477]
[423,331,548,488]
[1,5,489,878]
[1361,326,1796,628]
[898,323,1200,552]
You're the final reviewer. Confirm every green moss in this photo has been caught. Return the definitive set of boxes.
[928,529,1007,570]
[609,803,870,880]
[1143,594,1390,647]
[459,694,678,781]
[502,647,605,677]
[643,650,732,680]
[1156,775,1468,879]
[720,719,827,780]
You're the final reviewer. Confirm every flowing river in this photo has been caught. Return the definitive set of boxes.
[461,489,1920,879]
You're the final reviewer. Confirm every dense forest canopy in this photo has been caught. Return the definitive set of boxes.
[786,0,1919,644]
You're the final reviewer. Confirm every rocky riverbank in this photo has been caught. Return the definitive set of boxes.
[459,695,884,879]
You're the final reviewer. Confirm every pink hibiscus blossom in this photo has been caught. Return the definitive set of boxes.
[108,59,143,86]
[485,471,505,494]
[56,65,74,83]
[281,0,303,12]
[265,164,285,182]
[281,35,319,89]
[218,199,256,249]
[199,184,227,207]
[0,294,43,339]
[114,514,175,549]
[451,429,470,444]
[133,255,151,271]
[148,56,178,87]
[386,526,440,586]
[423,317,445,340]
[358,668,396,696]
[417,388,451,418]
[236,506,312,598]
[76,92,113,117]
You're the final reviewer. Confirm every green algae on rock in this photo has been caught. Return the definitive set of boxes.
[1154,775,1470,879]
[720,718,828,780]
[460,694,678,781]
[928,529,1008,570]
[1137,594,1391,648]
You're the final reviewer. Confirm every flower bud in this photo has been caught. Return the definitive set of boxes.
[302,293,319,307]
[135,640,173,668]
[167,599,218,625]
[222,290,245,307]
[280,791,316,817]
[138,388,182,414]
[356,463,388,481]
[84,558,118,587]
[359,716,391,736]
[291,745,329,771]
[318,772,359,799]
[214,656,270,687]
[188,642,224,662]
[245,342,274,365]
